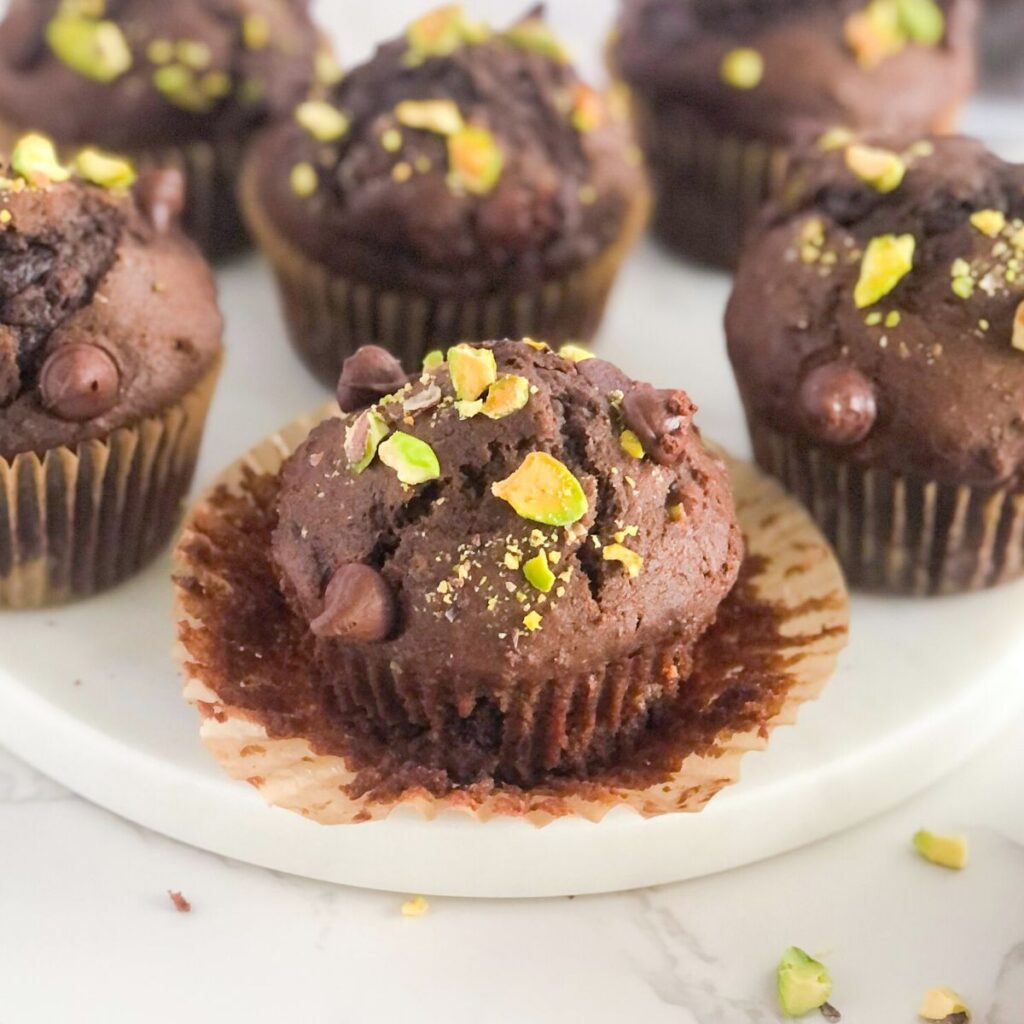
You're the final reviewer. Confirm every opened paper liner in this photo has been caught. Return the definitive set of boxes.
[174,404,848,826]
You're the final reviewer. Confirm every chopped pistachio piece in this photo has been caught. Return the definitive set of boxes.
[523,551,555,593]
[558,343,594,362]
[720,47,764,89]
[571,84,603,133]
[344,409,390,473]
[845,1,905,67]
[845,143,906,193]
[74,147,135,189]
[295,101,350,142]
[777,947,832,1018]
[454,398,483,419]
[913,830,969,869]
[11,134,70,185]
[919,987,970,1021]
[146,38,174,64]
[448,343,497,401]
[422,350,445,371]
[897,0,945,45]
[153,64,213,112]
[492,452,588,527]
[602,543,643,578]
[522,338,550,351]
[619,429,644,460]
[289,162,318,198]
[315,46,344,87]
[46,14,132,83]
[502,18,568,62]
[395,98,465,136]
[242,13,271,50]
[405,4,485,62]
[523,610,543,631]
[969,209,1006,238]
[447,126,504,195]
[378,432,441,485]
[482,375,530,419]
[176,39,211,70]
[1013,301,1024,352]
[400,895,429,917]
[854,233,915,308]
[818,126,855,152]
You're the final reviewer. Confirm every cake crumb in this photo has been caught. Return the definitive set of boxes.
[401,895,429,917]
[167,890,191,913]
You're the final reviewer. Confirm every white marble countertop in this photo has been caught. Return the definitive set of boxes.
[3,714,1022,1024]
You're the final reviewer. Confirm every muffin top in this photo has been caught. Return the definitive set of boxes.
[0,0,332,150]
[613,0,978,144]
[246,5,646,294]
[727,133,1024,488]
[0,134,222,458]
[272,341,742,684]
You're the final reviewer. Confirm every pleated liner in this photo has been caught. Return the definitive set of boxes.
[239,160,650,384]
[752,426,1024,597]
[173,404,849,825]
[0,360,220,609]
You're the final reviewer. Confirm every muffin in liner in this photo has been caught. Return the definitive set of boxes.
[241,164,650,384]
[173,404,848,826]
[1,359,220,609]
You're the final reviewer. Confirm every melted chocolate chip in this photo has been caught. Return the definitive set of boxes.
[134,170,186,235]
[621,383,696,465]
[797,363,877,446]
[336,346,408,412]
[0,325,19,406]
[310,563,396,642]
[0,2,46,70]
[39,343,120,422]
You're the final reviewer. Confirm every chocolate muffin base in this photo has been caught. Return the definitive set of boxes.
[0,358,220,609]
[752,424,1024,597]
[173,405,848,825]
[240,161,650,384]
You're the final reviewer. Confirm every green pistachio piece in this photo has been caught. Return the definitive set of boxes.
[378,431,441,485]
[46,14,132,83]
[482,375,530,419]
[492,452,588,527]
[619,429,644,460]
[558,343,594,362]
[919,987,970,1021]
[854,233,915,308]
[447,126,504,195]
[913,830,968,869]
[242,13,271,51]
[897,0,945,45]
[422,350,445,371]
[845,144,906,193]
[290,162,318,198]
[395,99,465,136]
[405,4,487,62]
[344,409,390,474]
[502,18,568,62]
[720,47,764,89]
[447,343,497,401]
[845,1,906,68]
[969,209,1006,238]
[454,399,483,419]
[571,84,604,133]
[11,134,70,185]
[523,551,555,593]
[602,543,643,578]
[777,947,832,1018]
[295,101,350,142]
[153,64,214,113]
[74,147,135,189]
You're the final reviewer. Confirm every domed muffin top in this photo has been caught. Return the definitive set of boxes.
[245,5,646,293]
[727,133,1024,487]
[0,134,222,457]
[0,0,330,150]
[613,0,978,144]
[272,341,742,683]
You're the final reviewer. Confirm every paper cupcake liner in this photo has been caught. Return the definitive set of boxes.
[0,120,249,259]
[752,425,1024,596]
[173,404,848,825]
[240,164,650,384]
[0,360,220,609]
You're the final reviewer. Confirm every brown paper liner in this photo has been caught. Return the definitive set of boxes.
[240,163,650,385]
[752,425,1024,597]
[0,359,220,609]
[173,404,848,825]
[0,119,249,259]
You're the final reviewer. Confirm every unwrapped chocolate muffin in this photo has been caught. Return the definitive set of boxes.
[241,5,649,385]
[610,0,979,267]
[727,133,1024,595]
[0,134,222,607]
[0,0,335,257]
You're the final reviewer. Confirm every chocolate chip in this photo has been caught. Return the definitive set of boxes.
[797,363,877,446]
[0,324,19,406]
[133,169,186,235]
[310,563,396,642]
[0,2,46,69]
[621,383,696,465]
[39,343,120,421]
[336,346,409,412]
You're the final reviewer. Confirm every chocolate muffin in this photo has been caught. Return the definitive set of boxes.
[263,341,742,785]
[727,133,1024,595]
[611,0,979,267]
[0,134,222,607]
[241,5,649,386]
[0,0,335,257]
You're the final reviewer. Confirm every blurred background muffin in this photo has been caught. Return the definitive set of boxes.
[611,0,979,268]
[241,4,649,386]
[0,0,336,257]
[727,132,1024,595]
